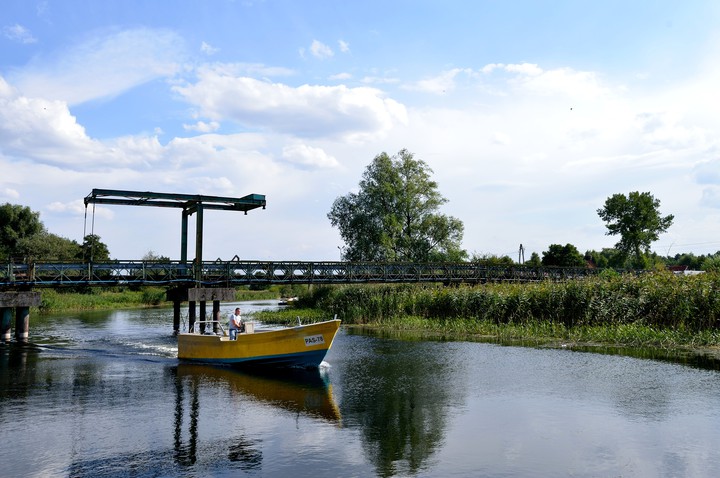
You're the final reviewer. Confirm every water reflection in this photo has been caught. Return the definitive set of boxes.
[169,364,341,472]
[336,331,467,477]
[347,324,720,372]
[174,364,341,423]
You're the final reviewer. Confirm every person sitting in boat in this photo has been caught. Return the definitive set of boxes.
[228,307,244,339]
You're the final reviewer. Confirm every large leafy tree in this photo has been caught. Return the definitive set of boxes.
[79,234,111,262]
[597,191,674,268]
[541,243,586,267]
[328,149,466,262]
[0,203,44,260]
[16,232,82,261]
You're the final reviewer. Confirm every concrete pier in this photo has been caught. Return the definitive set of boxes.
[0,291,42,344]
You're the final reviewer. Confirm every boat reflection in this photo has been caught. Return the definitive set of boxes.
[174,364,342,423]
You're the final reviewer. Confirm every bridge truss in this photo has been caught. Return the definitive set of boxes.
[1,260,604,289]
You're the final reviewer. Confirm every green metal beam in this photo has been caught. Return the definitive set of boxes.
[84,189,266,267]
[84,188,266,212]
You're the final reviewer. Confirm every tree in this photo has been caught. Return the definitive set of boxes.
[597,191,674,268]
[541,243,586,267]
[526,252,542,267]
[16,232,82,261]
[143,250,170,261]
[470,253,514,266]
[0,203,44,260]
[328,149,466,262]
[78,234,111,262]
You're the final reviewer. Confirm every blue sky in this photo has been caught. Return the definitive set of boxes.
[2,0,720,261]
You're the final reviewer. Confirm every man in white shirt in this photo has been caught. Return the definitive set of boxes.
[228,307,244,340]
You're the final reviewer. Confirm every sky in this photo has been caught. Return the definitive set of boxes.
[2,0,720,262]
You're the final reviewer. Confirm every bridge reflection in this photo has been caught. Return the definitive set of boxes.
[1,260,603,288]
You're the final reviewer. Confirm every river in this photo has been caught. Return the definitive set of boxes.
[2,300,720,477]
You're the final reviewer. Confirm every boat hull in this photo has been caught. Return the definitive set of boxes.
[177,319,340,368]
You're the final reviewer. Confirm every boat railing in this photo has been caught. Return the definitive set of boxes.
[186,319,255,335]
[187,319,226,335]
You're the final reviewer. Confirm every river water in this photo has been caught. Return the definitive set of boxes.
[2,300,720,477]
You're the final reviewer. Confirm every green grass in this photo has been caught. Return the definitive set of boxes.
[34,285,299,314]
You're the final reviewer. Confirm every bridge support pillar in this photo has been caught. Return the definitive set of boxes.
[188,301,196,333]
[173,300,181,335]
[166,288,234,335]
[15,306,30,343]
[212,301,220,334]
[0,292,40,344]
[199,301,207,334]
[1,307,12,343]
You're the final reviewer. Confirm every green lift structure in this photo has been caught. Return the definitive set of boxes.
[84,188,267,334]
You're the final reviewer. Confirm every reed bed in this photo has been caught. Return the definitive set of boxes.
[289,271,720,347]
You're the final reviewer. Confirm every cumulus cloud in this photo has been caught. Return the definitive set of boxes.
[281,143,339,168]
[0,92,102,166]
[9,28,186,105]
[2,24,37,44]
[0,77,169,170]
[338,40,350,53]
[173,65,408,140]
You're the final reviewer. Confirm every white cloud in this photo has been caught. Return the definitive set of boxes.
[0,92,103,167]
[9,28,186,105]
[2,24,37,44]
[281,143,339,168]
[310,40,333,59]
[1,188,20,199]
[200,41,219,55]
[329,72,352,81]
[361,76,401,85]
[173,66,408,141]
[183,120,221,133]
[404,68,472,94]
[338,40,350,53]
[47,199,114,218]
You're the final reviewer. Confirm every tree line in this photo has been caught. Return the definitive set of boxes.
[0,203,110,262]
[329,149,719,272]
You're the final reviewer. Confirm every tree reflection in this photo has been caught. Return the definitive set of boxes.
[338,331,464,476]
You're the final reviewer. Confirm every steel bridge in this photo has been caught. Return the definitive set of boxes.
[1,260,603,289]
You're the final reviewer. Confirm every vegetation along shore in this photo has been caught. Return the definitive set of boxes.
[256,271,720,353]
[31,271,720,356]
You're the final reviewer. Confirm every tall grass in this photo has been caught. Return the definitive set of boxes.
[38,288,165,312]
[295,271,720,337]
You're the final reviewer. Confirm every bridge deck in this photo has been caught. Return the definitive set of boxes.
[1,260,604,289]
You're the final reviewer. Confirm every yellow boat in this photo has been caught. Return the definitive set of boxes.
[177,318,341,368]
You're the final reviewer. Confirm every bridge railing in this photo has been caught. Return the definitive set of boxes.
[1,260,607,289]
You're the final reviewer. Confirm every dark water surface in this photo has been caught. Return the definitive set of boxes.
[2,300,720,477]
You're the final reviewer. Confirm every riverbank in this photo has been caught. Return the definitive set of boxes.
[32,272,720,353]
[35,286,286,313]
[256,270,720,351]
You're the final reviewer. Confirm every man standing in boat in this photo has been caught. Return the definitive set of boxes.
[228,307,244,339]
